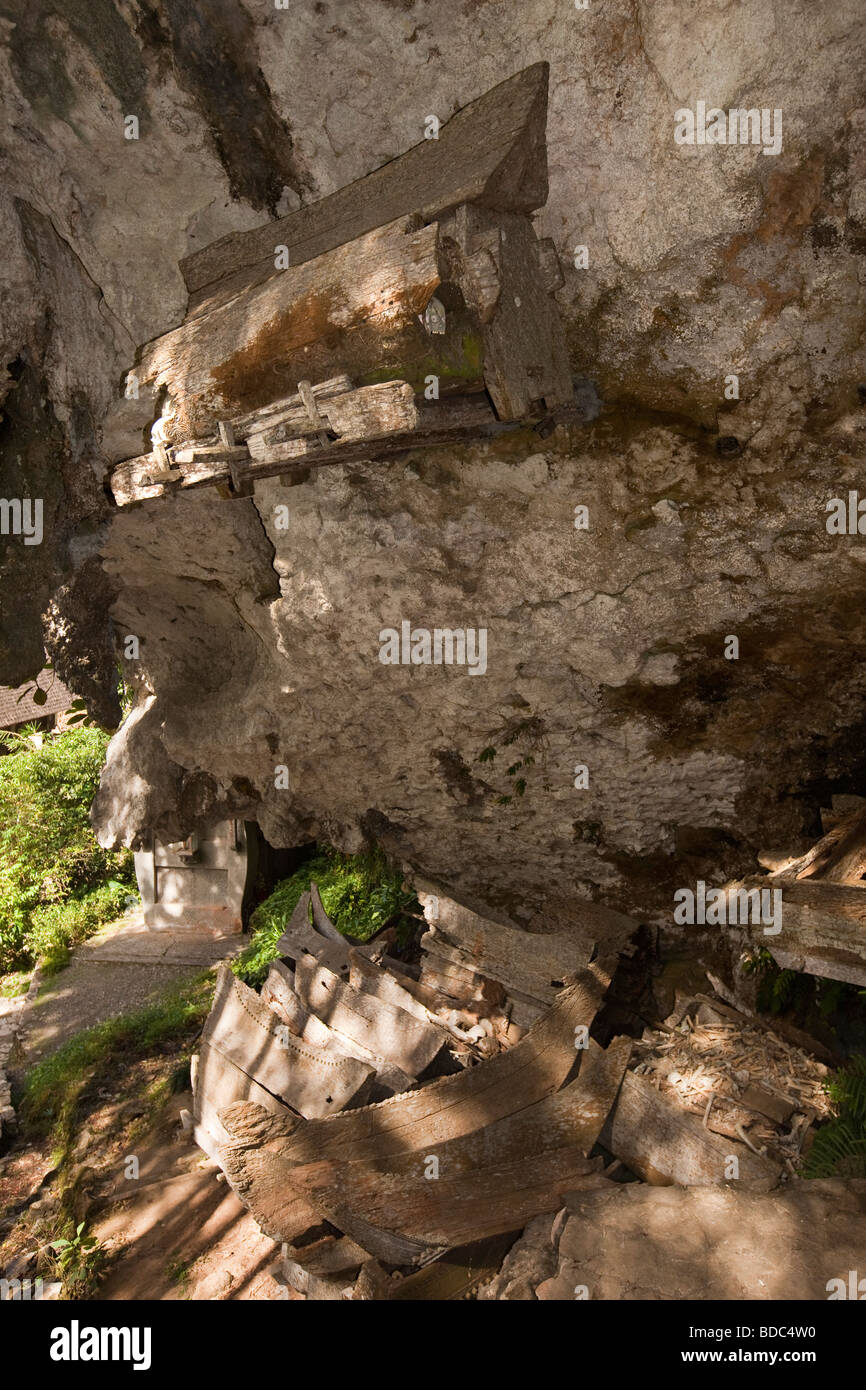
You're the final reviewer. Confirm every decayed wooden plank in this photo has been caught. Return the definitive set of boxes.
[202,964,375,1118]
[260,959,300,1027]
[109,393,501,505]
[181,63,550,306]
[773,806,866,885]
[244,380,417,460]
[217,973,604,1244]
[260,955,417,1096]
[294,954,450,1077]
[275,889,354,975]
[193,1039,293,1147]
[599,1070,781,1187]
[282,1234,370,1278]
[232,375,353,438]
[441,204,572,419]
[734,877,866,988]
[347,948,439,1026]
[221,1037,630,1262]
[132,218,451,445]
[420,911,588,1008]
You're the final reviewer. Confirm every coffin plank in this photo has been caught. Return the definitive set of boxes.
[599,1070,781,1187]
[734,877,866,988]
[202,964,375,1118]
[219,1036,630,1262]
[294,953,449,1077]
[216,973,603,1248]
[132,218,456,446]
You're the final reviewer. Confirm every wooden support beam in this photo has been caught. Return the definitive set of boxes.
[109,391,501,506]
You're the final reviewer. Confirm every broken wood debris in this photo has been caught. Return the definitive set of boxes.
[187,878,857,1299]
[107,64,576,508]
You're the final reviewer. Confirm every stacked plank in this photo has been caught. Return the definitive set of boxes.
[193,881,849,1299]
[191,882,643,1297]
[107,63,576,507]
[415,882,637,1034]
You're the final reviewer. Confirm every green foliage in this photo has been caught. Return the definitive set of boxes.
[476,713,549,807]
[48,1221,104,1298]
[744,947,863,1022]
[233,847,418,988]
[0,728,135,973]
[804,1056,866,1179]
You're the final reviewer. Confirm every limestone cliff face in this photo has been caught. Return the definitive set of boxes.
[2,1,866,919]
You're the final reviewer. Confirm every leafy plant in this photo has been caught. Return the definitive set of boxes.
[477,713,547,807]
[0,727,135,972]
[233,847,418,988]
[48,1222,104,1298]
[803,1056,866,1179]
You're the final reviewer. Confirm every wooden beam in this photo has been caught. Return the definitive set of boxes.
[180,63,551,308]
[294,954,450,1078]
[750,878,866,988]
[218,1036,630,1263]
[131,217,450,445]
[599,1070,781,1186]
[109,392,501,506]
[216,974,604,1243]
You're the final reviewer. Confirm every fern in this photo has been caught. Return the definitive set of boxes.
[804,1056,866,1179]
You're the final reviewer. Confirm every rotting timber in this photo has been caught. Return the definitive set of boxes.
[107,63,575,508]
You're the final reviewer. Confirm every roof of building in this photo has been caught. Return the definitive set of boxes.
[0,671,74,728]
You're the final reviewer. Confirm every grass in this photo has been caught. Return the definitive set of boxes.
[0,969,31,998]
[234,846,418,988]
[18,969,214,1143]
[12,969,216,1298]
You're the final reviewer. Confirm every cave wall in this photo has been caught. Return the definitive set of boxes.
[1,0,865,920]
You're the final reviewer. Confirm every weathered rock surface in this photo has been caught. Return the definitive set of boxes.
[534,1181,866,1300]
[2,2,866,921]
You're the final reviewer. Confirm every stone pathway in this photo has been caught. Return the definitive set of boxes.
[8,911,247,1080]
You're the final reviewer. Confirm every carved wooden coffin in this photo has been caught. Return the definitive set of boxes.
[107,63,574,506]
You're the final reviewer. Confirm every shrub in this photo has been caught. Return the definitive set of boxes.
[0,727,135,973]
[234,846,417,987]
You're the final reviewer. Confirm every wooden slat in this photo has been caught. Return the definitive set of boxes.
[109,393,503,505]
[180,63,550,304]
[734,877,866,988]
[217,974,604,1244]
[347,948,438,1025]
[259,957,416,1096]
[599,1070,781,1186]
[387,1233,518,1301]
[420,911,587,1009]
[132,218,447,445]
[202,964,375,1118]
[294,954,449,1077]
